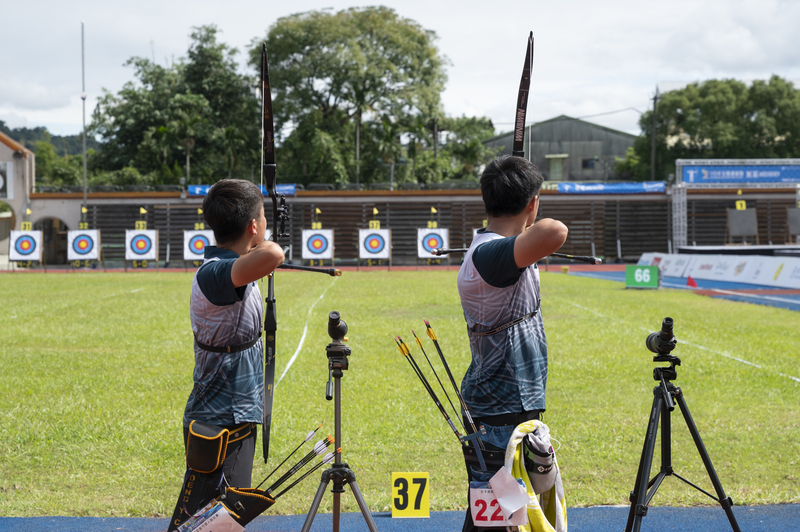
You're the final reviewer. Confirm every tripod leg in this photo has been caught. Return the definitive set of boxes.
[300,475,331,532]
[348,479,379,532]
[626,390,664,532]
[674,390,742,532]
[333,492,341,532]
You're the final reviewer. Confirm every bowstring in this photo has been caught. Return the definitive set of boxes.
[260,54,265,297]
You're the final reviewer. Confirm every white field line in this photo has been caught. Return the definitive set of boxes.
[276,276,339,388]
[703,288,800,307]
[564,300,800,384]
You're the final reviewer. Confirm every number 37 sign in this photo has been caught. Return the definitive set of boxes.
[391,472,429,518]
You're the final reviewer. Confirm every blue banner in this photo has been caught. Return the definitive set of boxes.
[681,165,800,184]
[188,184,297,196]
[557,181,665,194]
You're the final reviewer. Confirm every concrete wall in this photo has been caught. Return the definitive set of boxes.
[0,134,35,263]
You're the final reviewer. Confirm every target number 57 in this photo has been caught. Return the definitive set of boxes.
[392,472,429,518]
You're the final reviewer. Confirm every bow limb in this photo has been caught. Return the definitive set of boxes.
[261,43,286,464]
[512,32,534,158]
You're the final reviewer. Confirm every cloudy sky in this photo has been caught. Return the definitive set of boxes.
[2,0,799,138]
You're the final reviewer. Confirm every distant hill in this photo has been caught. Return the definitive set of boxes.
[0,120,100,156]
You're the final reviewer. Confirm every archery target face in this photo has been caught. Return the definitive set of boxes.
[9,230,42,261]
[417,228,449,258]
[301,229,334,260]
[67,230,100,260]
[358,228,391,259]
[183,230,215,260]
[125,229,158,260]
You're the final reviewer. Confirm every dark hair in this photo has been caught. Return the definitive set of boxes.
[480,155,544,217]
[202,179,264,244]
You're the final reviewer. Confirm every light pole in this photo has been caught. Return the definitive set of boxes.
[81,22,88,213]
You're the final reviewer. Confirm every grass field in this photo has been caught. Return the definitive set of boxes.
[0,270,798,518]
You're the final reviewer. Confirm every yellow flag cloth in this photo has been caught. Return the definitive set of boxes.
[373,207,379,215]
[139,207,147,214]
[431,207,437,214]
[503,420,568,532]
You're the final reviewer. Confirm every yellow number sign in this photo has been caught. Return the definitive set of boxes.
[135,221,147,230]
[369,220,381,230]
[735,200,746,210]
[392,472,429,518]
[21,222,32,231]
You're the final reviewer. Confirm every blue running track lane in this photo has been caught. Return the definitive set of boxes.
[2,505,800,532]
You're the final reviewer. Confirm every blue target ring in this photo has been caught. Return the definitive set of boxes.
[364,233,386,254]
[306,234,329,254]
[421,233,444,253]
[72,235,94,255]
[188,234,210,256]
[130,234,153,255]
[15,235,36,256]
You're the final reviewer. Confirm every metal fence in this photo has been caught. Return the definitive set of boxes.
[58,188,799,266]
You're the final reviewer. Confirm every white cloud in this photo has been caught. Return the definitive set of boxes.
[1,0,799,138]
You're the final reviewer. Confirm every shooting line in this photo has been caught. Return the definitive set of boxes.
[564,300,800,384]
[276,276,340,388]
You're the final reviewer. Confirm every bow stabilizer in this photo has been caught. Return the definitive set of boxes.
[512,32,534,158]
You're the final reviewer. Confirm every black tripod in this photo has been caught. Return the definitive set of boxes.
[300,311,379,532]
[626,317,741,532]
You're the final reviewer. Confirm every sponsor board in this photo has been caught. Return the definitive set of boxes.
[637,253,800,289]
[685,255,720,280]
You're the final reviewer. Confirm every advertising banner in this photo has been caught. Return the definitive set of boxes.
[681,164,800,184]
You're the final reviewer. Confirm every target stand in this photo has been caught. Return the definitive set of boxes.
[416,228,450,270]
[67,229,106,272]
[124,229,159,272]
[357,228,391,271]
[8,230,46,272]
[302,229,335,270]
[182,230,214,271]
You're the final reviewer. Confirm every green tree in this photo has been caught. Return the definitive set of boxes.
[439,116,497,179]
[619,76,800,181]
[249,6,447,185]
[31,132,83,186]
[90,25,259,184]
